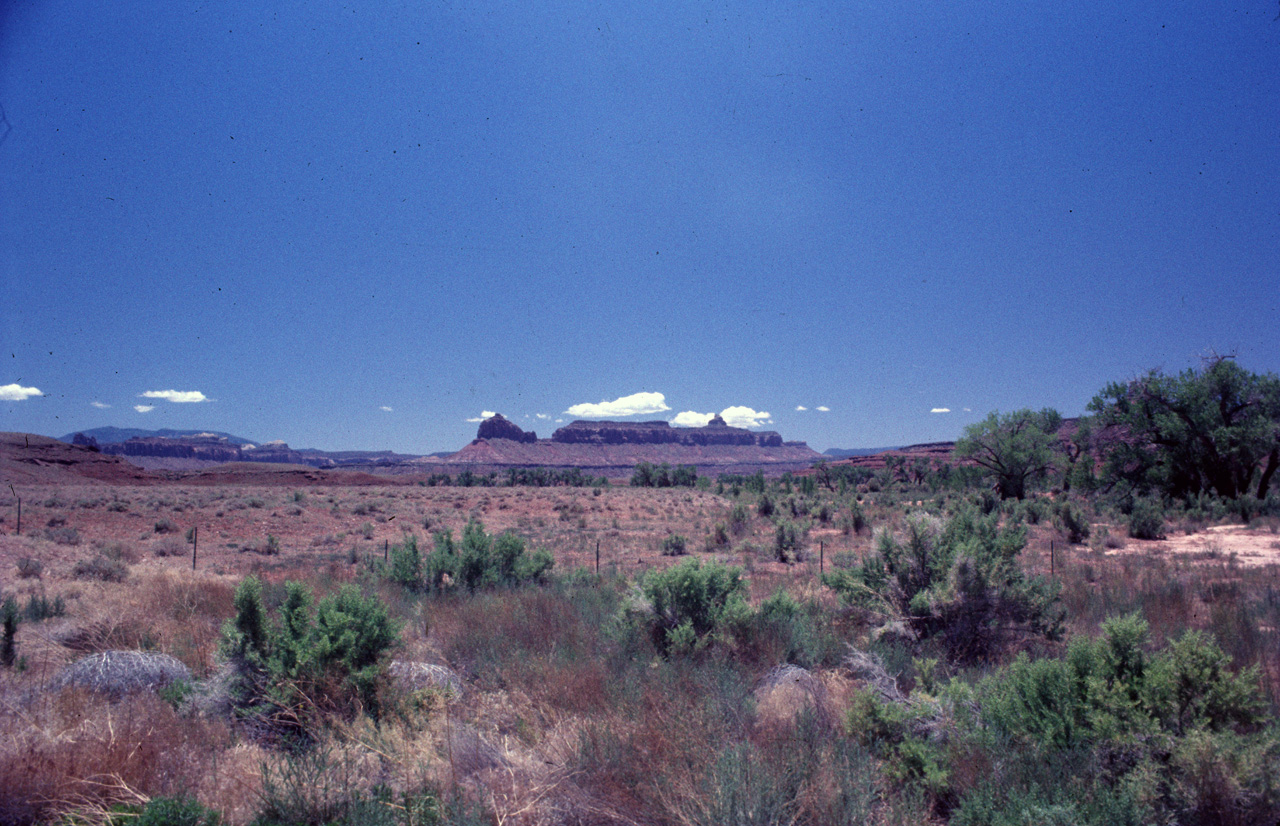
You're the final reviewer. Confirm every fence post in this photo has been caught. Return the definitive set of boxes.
[820,541,824,575]
[192,526,198,571]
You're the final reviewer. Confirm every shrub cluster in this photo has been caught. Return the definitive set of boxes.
[385,521,552,593]
[223,577,400,728]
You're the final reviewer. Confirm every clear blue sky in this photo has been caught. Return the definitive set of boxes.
[3,2,1278,454]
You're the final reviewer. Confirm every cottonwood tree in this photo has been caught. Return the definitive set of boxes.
[955,408,1063,500]
[1089,357,1280,501]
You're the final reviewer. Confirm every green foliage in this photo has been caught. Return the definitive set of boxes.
[981,613,1264,748]
[642,558,747,655]
[1127,498,1165,540]
[415,521,552,592]
[387,534,422,588]
[969,614,1276,825]
[844,688,949,794]
[109,797,222,826]
[823,507,1062,662]
[773,519,805,563]
[631,461,697,488]
[1,596,19,668]
[1089,358,1280,501]
[1055,499,1092,544]
[223,576,400,719]
[661,533,689,556]
[955,408,1063,500]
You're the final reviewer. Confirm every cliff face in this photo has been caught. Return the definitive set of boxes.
[102,436,310,466]
[104,436,243,463]
[550,419,783,448]
[446,415,820,471]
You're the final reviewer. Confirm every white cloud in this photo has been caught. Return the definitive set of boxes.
[720,406,772,428]
[931,407,951,414]
[0,383,42,401]
[535,413,550,420]
[795,405,808,412]
[134,404,155,413]
[565,391,670,419]
[671,410,715,427]
[465,410,498,423]
[91,401,111,409]
[380,406,393,412]
[816,406,830,412]
[141,390,209,403]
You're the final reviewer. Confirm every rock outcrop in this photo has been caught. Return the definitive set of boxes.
[475,414,536,443]
[103,436,310,466]
[440,415,823,472]
[551,419,783,448]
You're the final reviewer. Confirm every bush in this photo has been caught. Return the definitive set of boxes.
[223,577,401,721]
[15,556,42,579]
[661,534,689,556]
[1128,498,1166,540]
[1,597,18,668]
[415,520,551,593]
[1055,500,1091,544]
[109,796,222,826]
[773,520,805,563]
[823,507,1062,663]
[154,518,180,534]
[641,558,747,655]
[73,554,129,582]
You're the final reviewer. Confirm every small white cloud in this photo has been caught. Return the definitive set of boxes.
[90,401,111,409]
[963,407,972,412]
[380,406,393,412]
[134,404,155,413]
[555,418,564,423]
[720,406,772,428]
[141,390,209,403]
[671,410,715,427]
[465,410,499,423]
[931,407,951,414]
[0,383,42,401]
[535,413,550,420]
[795,405,808,412]
[565,391,670,418]
[817,406,830,412]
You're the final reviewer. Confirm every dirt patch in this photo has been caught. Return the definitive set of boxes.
[1113,523,1280,568]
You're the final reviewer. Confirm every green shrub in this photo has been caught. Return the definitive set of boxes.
[1,596,18,667]
[1128,498,1165,540]
[109,796,222,826]
[419,521,551,592]
[1055,500,1091,544]
[642,558,747,655]
[387,534,422,589]
[223,576,400,721]
[773,520,805,563]
[823,507,1062,663]
[661,534,689,556]
[154,517,180,534]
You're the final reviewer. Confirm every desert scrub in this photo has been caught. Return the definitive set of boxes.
[1128,497,1166,540]
[73,553,129,582]
[661,533,689,556]
[223,577,400,723]
[642,557,748,655]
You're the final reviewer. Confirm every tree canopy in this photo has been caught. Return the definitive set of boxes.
[1088,358,1280,501]
[954,408,1063,500]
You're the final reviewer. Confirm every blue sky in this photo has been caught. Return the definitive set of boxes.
[2,2,1278,454]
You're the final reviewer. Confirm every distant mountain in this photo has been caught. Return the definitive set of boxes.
[823,447,903,458]
[60,427,257,446]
